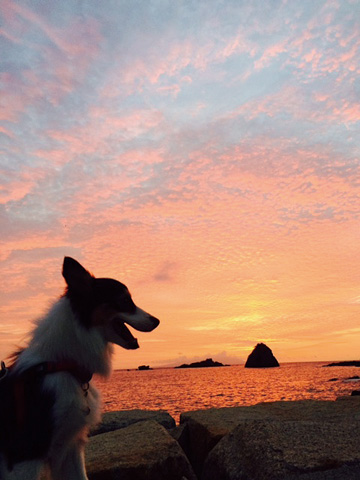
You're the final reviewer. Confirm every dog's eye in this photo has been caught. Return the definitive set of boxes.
[111,296,136,313]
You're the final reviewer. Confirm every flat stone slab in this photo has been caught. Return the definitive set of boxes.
[91,408,176,435]
[86,420,196,480]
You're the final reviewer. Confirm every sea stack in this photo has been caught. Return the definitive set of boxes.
[245,343,280,368]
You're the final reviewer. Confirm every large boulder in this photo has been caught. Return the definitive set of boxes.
[86,420,197,480]
[245,342,279,368]
[202,419,360,479]
[180,397,360,477]
[92,409,176,435]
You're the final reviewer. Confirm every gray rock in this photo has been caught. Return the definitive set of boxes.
[91,408,176,435]
[86,420,197,480]
[202,419,360,480]
[180,397,360,477]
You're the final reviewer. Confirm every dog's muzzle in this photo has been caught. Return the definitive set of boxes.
[106,309,159,350]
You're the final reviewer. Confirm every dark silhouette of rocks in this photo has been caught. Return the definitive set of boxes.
[138,365,152,370]
[175,358,225,369]
[245,343,279,368]
[324,361,360,367]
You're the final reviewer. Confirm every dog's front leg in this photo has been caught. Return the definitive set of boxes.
[49,442,88,480]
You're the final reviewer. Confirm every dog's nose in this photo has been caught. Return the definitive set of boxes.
[149,315,160,328]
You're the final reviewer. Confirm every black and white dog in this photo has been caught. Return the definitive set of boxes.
[0,257,159,479]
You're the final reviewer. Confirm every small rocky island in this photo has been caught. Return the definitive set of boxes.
[175,358,225,369]
[245,343,279,368]
[324,361,360,367]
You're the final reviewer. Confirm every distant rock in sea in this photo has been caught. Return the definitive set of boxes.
[175,358,225,369]
[138,365,152,371]
[245,343,280,368]
[324,361,360,367]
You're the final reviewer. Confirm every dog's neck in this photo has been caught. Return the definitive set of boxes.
[22,297,113,378]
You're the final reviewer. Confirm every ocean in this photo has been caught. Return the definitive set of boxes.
[94,362,360,424]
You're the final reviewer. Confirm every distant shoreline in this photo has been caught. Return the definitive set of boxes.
[114,360,360,372]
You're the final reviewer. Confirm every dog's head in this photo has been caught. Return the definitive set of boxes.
[62,257,159,350]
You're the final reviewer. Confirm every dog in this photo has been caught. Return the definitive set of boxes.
[0,257,159,480]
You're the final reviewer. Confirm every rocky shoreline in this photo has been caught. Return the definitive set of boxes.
[86,396,360,479]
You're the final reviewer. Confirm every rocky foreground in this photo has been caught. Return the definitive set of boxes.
[86,397,360,480]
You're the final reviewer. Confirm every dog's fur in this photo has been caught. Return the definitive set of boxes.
[0,257,159,480]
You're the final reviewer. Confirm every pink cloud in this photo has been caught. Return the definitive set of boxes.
[0,72,27,122]
[100,42,194,97]
[118,149,165,166]
[0,233,67,262]
[313,93,329,102]
[229,85,301,121]
[101,31,256,99]
[4,1,67,51]
[0,1,103,114]
[47,107,163,157]
[221,33,255,59]
[0,161,70,209]
[333,103,360,123]
[0,26,22,44]
[33,149,69,166]
[170,134,359,233]
[3,1,102,58]
[0,179,34,204]
[254,40,287,70]
[229,80,360,126]
[0,125,14,138]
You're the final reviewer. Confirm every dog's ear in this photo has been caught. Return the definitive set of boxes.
[62,257,93,295]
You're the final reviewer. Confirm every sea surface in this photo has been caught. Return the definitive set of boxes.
[94,362,360,423]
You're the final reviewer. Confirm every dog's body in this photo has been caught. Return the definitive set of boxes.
[0,257,159,480]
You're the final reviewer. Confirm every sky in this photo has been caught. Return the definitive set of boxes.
[0,0,359,370]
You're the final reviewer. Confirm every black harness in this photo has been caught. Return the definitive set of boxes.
[0,360,92,470]
[22,361,93,384]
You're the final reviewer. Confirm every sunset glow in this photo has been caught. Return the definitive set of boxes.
[1,0,359,369]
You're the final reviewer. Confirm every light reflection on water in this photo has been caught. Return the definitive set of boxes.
[94,363,360,423]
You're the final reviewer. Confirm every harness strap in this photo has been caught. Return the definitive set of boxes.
[33,361,93,384]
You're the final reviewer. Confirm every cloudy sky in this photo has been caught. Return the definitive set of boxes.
[1,0,359,369]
